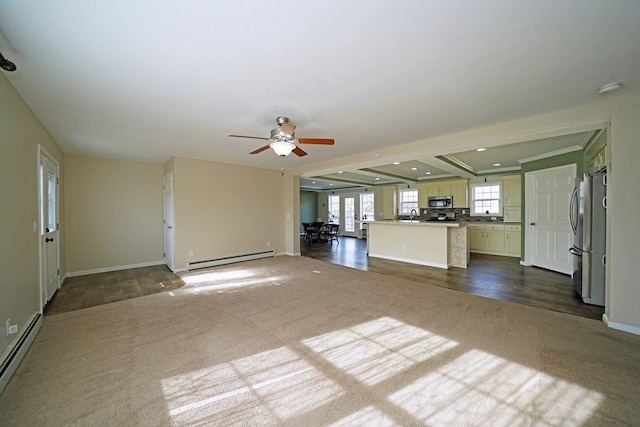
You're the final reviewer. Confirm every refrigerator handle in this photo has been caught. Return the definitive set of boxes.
[603,196,607,209]
[569,187,578,233]
[602,254,607,266]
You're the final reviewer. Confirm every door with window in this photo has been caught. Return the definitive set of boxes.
[39,147,60,307]
[342,195,358,237]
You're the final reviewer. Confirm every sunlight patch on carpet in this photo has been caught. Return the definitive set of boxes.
[388,349,604,426]
[180,269,283,293]
[161,347,343,425]
[302,317,459,386]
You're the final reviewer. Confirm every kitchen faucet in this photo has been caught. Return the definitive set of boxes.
[410,209,418,221]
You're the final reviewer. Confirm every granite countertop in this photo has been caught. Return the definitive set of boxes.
[373,220,466,227]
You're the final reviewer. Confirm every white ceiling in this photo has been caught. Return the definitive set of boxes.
[1,1,639,185]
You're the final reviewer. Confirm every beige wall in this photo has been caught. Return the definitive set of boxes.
[171,157,286,270]
[64,154,164,273]
[0,73,64,353]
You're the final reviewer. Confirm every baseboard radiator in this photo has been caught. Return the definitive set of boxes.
[187,250,275,271]
[0,312,42,394]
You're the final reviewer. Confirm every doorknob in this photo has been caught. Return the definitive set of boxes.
[46,237,54,242]
[530,222,536,226]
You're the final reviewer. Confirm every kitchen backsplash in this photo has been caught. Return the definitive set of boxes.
[397,208,505,222]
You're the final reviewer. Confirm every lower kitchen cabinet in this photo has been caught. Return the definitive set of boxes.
[504,224,521,257]
[467,223,521,258]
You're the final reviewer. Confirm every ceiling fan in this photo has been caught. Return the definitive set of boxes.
[229,116,334,157]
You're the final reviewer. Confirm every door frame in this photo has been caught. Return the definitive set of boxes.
[163,173,175,272]
[523,163,576,273]
[341,193,358,237]
[38,145,60,310]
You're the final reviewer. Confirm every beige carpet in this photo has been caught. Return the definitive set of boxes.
[1,256,639,426]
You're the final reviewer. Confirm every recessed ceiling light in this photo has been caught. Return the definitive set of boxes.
[411,167,418,171]
[493,163,501,167]
[375,177,380,180]
[598,82,622,95]
[393,162,400,165]
[476,148,487,152]
[329,183,333,186]
[425,172,431,175]
[338,171,343,174]
[312,181,316,184]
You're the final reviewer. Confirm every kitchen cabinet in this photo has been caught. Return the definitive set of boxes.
[468,224,485,252]
[502,175,521,223]
[382,186,397,220]
[586,129,607,174]
[588,145,607,173]
[424,179,468,208]
[427,182,451,197]
[505,224,521,257]
[417,183,429,209]
[451,180,468,208]
[467,223,526,257]
[468,223,504,252]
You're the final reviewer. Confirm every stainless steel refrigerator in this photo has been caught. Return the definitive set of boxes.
[569,173,607,306]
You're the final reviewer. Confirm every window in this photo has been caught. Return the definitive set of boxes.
[471,182,502,216]
[399,189,418,215]
[328,195,340,222]
[360,192,374,220]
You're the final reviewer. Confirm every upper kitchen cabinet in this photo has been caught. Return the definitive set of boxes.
[451,179,468,208]
[502,174,522,223]
[426,182,451,197]
[587,129,608,174]
[382,185,397,220]
[417,182,429,209]
[425,179,468,208]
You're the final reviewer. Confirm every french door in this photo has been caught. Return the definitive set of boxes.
[39,147,60,307]
[341,195,358,237]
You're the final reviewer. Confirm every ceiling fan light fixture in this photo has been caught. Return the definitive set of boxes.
[270,141,295,156]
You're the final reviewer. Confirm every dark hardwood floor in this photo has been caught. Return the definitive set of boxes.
[300,236,606,320]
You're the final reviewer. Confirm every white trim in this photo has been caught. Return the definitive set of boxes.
[518,145,583,164]
[602,314,640,336]
[66,260,166,277]
[0,313,42,394]
[368,253,449,269]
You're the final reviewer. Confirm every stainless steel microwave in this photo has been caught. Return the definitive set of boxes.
[428,195,453,208]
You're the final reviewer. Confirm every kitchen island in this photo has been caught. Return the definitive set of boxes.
[367,220,469,269]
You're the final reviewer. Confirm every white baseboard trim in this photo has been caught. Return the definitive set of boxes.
[66,260,166,277]
[602,313,640,336]
[368,253,448,269]
[0,312,42,394]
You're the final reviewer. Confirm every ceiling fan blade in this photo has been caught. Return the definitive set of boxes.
[298,138,335,145]
[229,134,270,140]
[292,146,308,157]
[250,145,271,155]
[281,123,296,135]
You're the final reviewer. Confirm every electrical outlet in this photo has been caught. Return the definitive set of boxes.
[401,244,406,250]
[266,241,271,247]
[5,319,18,337]
[188,250,194,257]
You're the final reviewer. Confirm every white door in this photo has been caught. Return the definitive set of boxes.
[39,148,60,307]
[526,164,575,275]
[342,195,357,237]
[163,173,175,272]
